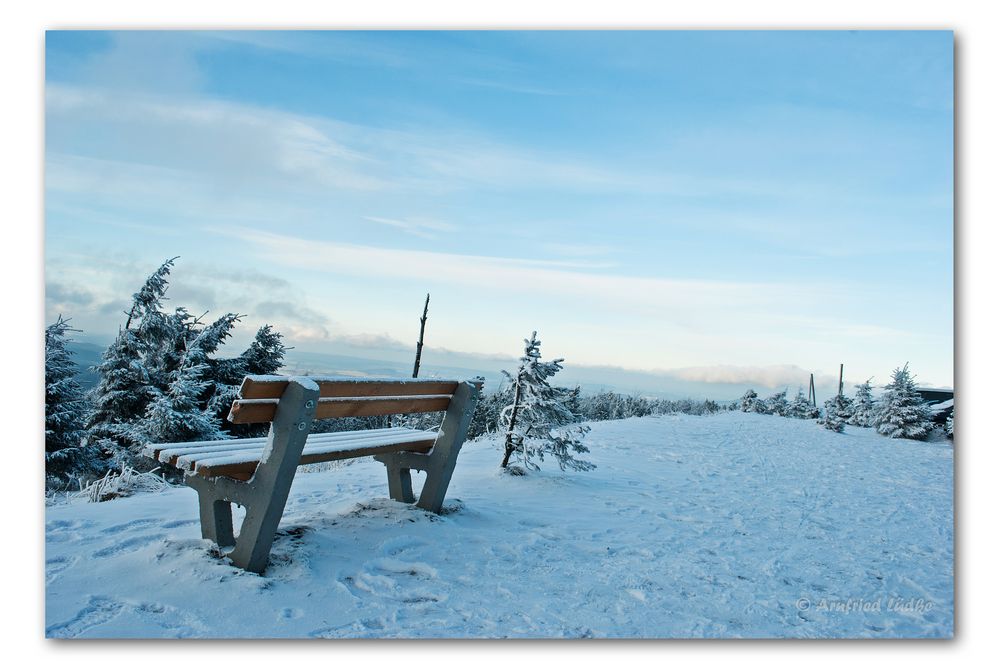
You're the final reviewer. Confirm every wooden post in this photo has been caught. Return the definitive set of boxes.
[838,364,844,398]
[809,373,816,406]
[413,293,430,378]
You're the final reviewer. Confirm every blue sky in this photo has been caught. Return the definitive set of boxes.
[44,30,953,393]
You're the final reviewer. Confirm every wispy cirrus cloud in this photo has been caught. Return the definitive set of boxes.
[221,226,825,317]
[47,82,798,202]
[362,216,456,238]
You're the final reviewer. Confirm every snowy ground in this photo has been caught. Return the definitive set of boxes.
[45,412,953,638]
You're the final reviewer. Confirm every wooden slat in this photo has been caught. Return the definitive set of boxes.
[227,399,280,424]
[315,395,452,419]
[238,375,459,400]
[151,426,419,463]
[228,394,453,424]
[147,435,270,461]
[169,429,436,470]
[196,439,435,479]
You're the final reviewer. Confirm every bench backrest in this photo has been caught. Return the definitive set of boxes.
[227,375,475,424]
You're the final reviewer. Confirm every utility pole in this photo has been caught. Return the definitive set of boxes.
[809,373,816,407]
[838,364,844,398]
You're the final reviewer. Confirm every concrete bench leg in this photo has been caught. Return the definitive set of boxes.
[184,378,319,575]
[376,381,479,514]
[198,494,235,547]
[225,378,320,574]
[385,466,415,503]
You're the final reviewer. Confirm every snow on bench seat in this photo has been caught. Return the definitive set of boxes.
[146,426,438,480]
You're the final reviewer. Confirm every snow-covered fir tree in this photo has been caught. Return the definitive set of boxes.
[134,317,238,446]
[45,316,99,485]
[562,385,583,419]
[765,389,790,417]
[499,332,594,473]
[739,389,759,412]
[873,363,934,440]
[86,259,176,452]
[788,387,818,419]
[820,394,852,433]
[208,325,288,437]
[848,379,876,427]
[945,412,953,440]
[86,258,286,467]
[135,359,225,446]
[86,327,151,452]
[239,325,287,375]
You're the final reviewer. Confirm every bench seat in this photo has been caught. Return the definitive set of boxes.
[148,426,437,480]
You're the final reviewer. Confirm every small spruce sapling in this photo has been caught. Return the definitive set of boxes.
[821,394,851,433]
[739,389,759,412]
[873,363,934,440]
[848,379,877,427]
[499,332,594,473]
[765,389,790,417]
[789,387,818,419]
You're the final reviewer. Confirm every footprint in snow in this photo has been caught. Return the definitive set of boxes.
[161,519,199,529]
[379,535,427,556]
[46,596,124,638]
[102,518,161,534]
[92,533,166,558]
[45,555,78,585]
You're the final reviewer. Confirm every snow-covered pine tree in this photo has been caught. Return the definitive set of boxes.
[239,325,287,375]
[125,257,177,328]
[872,363,935,440]
[563,385,582,419]
[848,379,876,427]
[86,259,178,453]
[765,389,790,417]
[788,387,813,419]
[86,327,151,449]
[945,412,953,440]
[499,332,594,473]
[820,394,852,433]
[207,324,288,437]
[739,389,758,412]
[188,311,241,410]
[45,316,99,484]
[135,360,225,447]
[136,314,236,446]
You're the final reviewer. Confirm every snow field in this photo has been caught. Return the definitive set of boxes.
[45,412,953,638]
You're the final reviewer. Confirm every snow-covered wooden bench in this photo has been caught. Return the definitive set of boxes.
[144,375,481,574]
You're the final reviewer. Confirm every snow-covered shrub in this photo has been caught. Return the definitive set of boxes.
[500,332,594,472]
[821,395,852,433]
[72,466,173,503]
[765,389,790,417]
[788,388,819,419]
[739,389,758,412]
[872,364,935,440]
[848,379,876,427]
[466,386,514,439]
[572,393,724,421]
